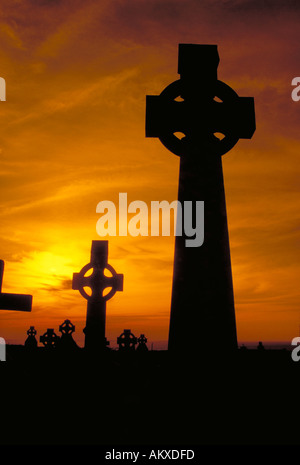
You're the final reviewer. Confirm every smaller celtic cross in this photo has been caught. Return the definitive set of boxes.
[72,241,123,351]
[25,326,38,350]
[40,328,59,349]
[117,329,137,351]
[58,319,78,351]
[137,333,148,352]
[27,326,37,337]
[59,319,75,336]
[138,334,147,345]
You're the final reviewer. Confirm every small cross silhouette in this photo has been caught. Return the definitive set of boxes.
[117,329,137,351]
[72,241,123,351]
[40,329,59,349]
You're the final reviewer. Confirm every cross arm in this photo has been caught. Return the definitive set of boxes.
[72,269,123,292]
[0,293,32,311]
[146,92,255,140]
[0,260,32,311]
[112,273,123,292]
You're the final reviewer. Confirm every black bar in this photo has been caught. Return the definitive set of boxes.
[0,292,32,311]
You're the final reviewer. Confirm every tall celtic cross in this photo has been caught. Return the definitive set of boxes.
[146,44,255,355]
[0,260,32,312]
[72,241,123,351]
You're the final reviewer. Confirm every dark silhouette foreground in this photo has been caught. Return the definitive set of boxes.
[1,345,299,446]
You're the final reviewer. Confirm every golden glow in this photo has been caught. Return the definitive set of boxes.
[0,1,299,347]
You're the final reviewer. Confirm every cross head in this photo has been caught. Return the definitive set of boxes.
[117,329,137,351]
[59,319,75,336]
[40,328,59,348]
[27,326,37,337]
[138,334,147,345]
[146,44,255,156]
[72,241,123,302]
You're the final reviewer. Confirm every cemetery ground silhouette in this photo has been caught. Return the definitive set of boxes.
[1,328,299,446]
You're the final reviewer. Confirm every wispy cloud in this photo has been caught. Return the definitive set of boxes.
[0,0,299,345]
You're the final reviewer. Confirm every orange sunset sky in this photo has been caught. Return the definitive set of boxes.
[0,0,299,348]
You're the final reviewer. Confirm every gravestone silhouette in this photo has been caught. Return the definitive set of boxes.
[136,333,148,352]
[146,44,255,355]
[72,241,123,351]
[257,341,265,351]
[117,329,137,351]
[25,326,38,349]
[0,260,32,311]
[58,319,78,351]
[40,328,60,349]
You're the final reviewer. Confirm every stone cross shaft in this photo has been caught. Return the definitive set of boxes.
[72,241,123,351]
[146,44,255,355]
[0,260,32,312]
